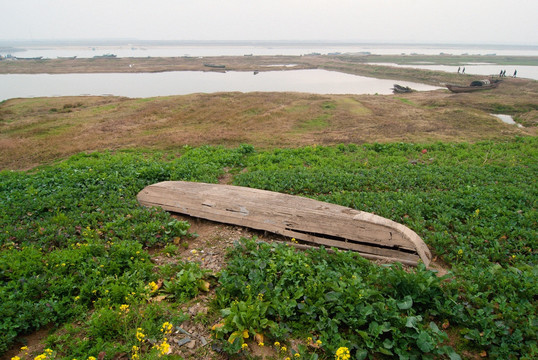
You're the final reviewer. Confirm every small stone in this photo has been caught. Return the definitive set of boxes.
[186,340,196,349]
[176,337,192,346]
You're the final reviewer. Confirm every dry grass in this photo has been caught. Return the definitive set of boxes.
[1,76,536,170]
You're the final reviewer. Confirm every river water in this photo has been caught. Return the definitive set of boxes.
[0,69,442,102]
[1,43,535,101]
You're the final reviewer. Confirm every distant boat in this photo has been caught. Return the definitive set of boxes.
[14,56,43,60]
[57,56,77,60]
[253,70,259,75]
[446,79,501,93]
[392,84,414,94]
[93,54,117,58]
[204,63,226,69]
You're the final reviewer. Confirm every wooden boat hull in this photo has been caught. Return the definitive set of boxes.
[446,82,499,93]
[137,181,432,266]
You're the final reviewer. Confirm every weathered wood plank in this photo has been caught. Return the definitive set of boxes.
[137,181,432,266]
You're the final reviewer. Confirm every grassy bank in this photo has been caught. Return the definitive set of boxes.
[1,139,536,359]
[1,54,537,76]
[1,83,536,171]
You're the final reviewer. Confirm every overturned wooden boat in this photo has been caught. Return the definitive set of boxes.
[446,79,501,93]
[392,84,414,94]
[137,181,432,266]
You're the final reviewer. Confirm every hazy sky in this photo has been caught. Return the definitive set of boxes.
[1,0,537,45]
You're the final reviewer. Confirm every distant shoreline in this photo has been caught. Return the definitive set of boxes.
[1,39,537,49]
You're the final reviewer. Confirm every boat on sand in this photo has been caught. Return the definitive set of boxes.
[137,181,432,266]
[445,79,501,93]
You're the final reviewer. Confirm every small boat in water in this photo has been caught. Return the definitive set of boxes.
[446,79,501,93]
[137,181,432,266]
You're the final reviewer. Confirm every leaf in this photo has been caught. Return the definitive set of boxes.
[405,316,421,330]
[228,330,241,344]
[254,332,264,344]
[199,280,210,292]
[378,346,393,356]
[397,295,413,310]
[417,331,435,353]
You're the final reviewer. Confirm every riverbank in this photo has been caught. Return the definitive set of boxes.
[1,80,536,170]
[1,54,538,83]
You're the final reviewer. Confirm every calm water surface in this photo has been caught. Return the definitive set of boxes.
[0,69,441,101]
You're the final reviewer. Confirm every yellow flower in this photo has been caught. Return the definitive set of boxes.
[136,328,146,342]
[241,343,248,350]
[119,304,129,312]
[148,281,159,293]
[307,337,312,342]
[34,355,47,360]
[21,346,29,351]
[258,342,264,347]
[316,339,323,345]
[88,357,96,360]
[335,347,351,360]
[131,354,139,360]
[294,353,301,358]
[11,357,21,360]
[274,341,281,347]
[281,346,287,352]
[161,321,173,335]
[458,249,463,255]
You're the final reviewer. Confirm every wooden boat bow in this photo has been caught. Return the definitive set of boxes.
[137,181,432,267]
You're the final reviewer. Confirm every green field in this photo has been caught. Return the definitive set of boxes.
[1,138,536,359]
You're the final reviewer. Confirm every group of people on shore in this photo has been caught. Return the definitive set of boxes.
[457,66,517,78]
[499,69,517,77]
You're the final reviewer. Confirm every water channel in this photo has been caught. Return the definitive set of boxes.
[0,69,442,102]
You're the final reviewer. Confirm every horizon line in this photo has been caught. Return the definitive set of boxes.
[1,39,537,48]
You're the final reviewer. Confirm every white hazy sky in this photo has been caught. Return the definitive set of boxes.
[1,0,537,45]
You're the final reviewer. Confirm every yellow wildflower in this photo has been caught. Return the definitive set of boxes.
[335,347,351,360]
[316,339,323,345]
[136,328,146,342]
[274,341,281,347]
[241,343,248,350]
[281,346,287,352]
[161,321,173,335]
[148,281,159,293]
[34,355,47,360]
[11,357,21,360]
[21,346,28,351]
[458,249,463,255]
[88,357,96,360]
[258,342,264,347]
[119,304,129,312]
[154,339,170,356]
[294,353,301,358]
